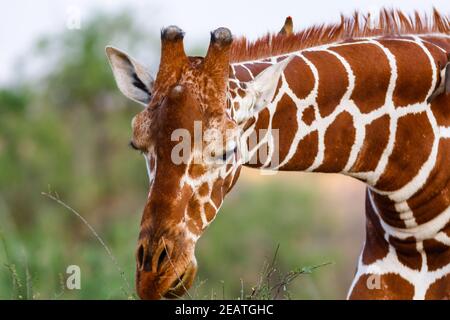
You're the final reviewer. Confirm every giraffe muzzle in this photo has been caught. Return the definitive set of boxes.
[163,258,197,299]
[135,235,197,300]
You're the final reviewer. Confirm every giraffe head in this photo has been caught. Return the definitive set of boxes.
[106,26,289,299]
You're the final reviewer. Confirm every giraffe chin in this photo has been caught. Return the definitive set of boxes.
[163,259,197,299]
[136,258,197,300]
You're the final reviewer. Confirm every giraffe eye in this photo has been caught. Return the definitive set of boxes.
[216,144,237,162]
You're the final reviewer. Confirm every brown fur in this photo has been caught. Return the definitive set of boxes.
[425,274,450,299]
[330,43,391,113]
[375,112,434,191]
[349,273,415,300]
[350,115,390,172]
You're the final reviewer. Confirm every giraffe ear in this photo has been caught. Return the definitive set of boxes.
[235,56,293,123]
[105,46,154,106]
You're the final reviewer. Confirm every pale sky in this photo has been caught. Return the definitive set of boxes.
[1,0,449,85]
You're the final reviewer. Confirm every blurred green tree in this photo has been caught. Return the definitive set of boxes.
[0,11,159,224]
[0,11,158,298]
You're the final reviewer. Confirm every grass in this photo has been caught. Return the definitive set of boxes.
[0,181,347,299]
[0,227,30,299]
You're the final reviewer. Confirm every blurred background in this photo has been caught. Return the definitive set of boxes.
[0,0,448,299]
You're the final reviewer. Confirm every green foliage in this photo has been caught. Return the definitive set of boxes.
[0,88,29,114]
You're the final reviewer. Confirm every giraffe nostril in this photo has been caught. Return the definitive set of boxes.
[136,242,170,273]
[137,244,145,270]
[155,247,168,272]
[136,243,152,272]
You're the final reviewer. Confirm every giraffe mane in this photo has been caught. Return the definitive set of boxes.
[230,8,450,63]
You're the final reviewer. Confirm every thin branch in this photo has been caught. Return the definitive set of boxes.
[246,245,333,300]
[42,191,133,298]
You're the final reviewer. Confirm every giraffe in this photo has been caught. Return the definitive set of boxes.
[106,10,450,299]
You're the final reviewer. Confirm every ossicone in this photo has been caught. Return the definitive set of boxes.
[202,27,234,89]
[157,25,189,83]
[161,25,185,41]
[210,27,233,48]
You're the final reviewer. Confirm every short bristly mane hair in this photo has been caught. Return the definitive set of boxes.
[230,8,450,63]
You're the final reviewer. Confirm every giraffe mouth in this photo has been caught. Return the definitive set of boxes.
[163,259,197,299]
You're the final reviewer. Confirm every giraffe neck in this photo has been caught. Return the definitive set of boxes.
[228,34,450,299]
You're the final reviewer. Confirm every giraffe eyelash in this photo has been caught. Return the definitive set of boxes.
[129,140,144,154]
[129,140,138,150]
[215,145,238,162]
